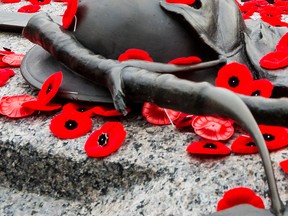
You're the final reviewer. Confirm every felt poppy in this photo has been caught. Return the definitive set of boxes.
[118,49,153,62]
[2,54,25,67]
[23,71,62,111]
[192,116,234,141]
[239,3,257,19]
[18,5,41,13]
[217,187,265,211]
[62,0,78,29]
[215,62,254,94]
[173,112,194,128]
[49,112,92,139]
[0,68,15,87]
[275,0,288,6]
[242,79,274,98]
[28,0,51,5]
[259,5,283,26]
[166,0,196,4]
[186,140,231,155]
[168,56,202,65]
[279,159,288,173]
[259,124,288,151]
[231,135,258,154]
[260,51,288,69]
[1,0,21,2]
[62,102,94,117]
[92,105,130,117]
[0,95,35,118]
[142,102,181,125]
[278,5,288,14]
[0,56,10,68]
[276,32,288,52]
[84,122,126,158]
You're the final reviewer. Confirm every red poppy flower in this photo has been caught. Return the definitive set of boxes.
[173,112,194,128]
[239,3,257,19]
[231,135,258,154]
[1,0,21,2]
[279,159,288,173]
[62,102,94,117]
[275,0,288,6]
[259,124,288,151]
[260,51,288,69]
[118,49,153,62]
[84,122,126,158]
[92,105,130,117]
[62,0,78,29]
[192,116,234,141]
[0,68,15,87]
[217,187,265,211]
[49,112,92,139]
[18,5,41,13]
[142,102,181,125]
[276,33,288,52]
[259,5,283,26]
[168,56,202,65]
[0,95,35,118]
[242,79,273,98]
[0,56,10,68]
[166,0,195,4]
[186,140,231,155]
[215,62,254,94]
[2,54,25,67]
[28,0,51,5]
[22,71,63,111]
[278,5,288,14]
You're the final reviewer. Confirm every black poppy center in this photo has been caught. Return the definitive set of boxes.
[251,90,261,96]
[65,120,78,130]
[46,84,53,94]
[203,143,217,149]
[263,133,275,141]
[246,142,256,147]
[228,76,239,88]
[98,133,109,146]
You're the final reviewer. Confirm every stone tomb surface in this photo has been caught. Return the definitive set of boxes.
[0,1,288,216]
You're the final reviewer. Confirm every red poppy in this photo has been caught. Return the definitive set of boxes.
[278,5,288,14]
[259,124,288,151]
[22,100,62,111]
[49,112,92,139]
[173,113,194,128]
[260,51,288,69]
[62,102,94,117]
[0,56,10,68]
[2,54,25,67]
[279,159,288,173]
[259,5,283,26]
[168,56,202,65]
[0,49,14,56]
[239,3,257,19]
[84,122,126,158]
[242,79,273,98]
[62,0,78,29]
[18,5,41,13]
[0,68,15,87]
[0,95,35,118]
[28,0,51,5]
[142,102,181,125]
[186,140,231,155]
[166,0,195,4]
[215,62,253,94]
[217,187,265,211]
[192,116,234,141]
[118,49,153,62]
[1,0,21,2]
[231,135,258,154]
[275,0,288,6]
[276,33,288,52]
[92,105,130,117]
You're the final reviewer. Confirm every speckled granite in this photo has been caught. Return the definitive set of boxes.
[0,1,288,216]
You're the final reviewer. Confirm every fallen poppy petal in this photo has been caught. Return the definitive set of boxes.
[142,102,181,125]
[0,95,35,118]
[215,62,253,94]
[92,105,130,117]
[166,0,196,4]
[186,140,231,155]
[62,0,78,29]
[2,54,24,67]
[168,56,202,65]
[231,135,258,154]
[217,187,265,211]
[260,51,288,69]
[62,102,94,117]
[276,32,288,52]
[279,159,288,173]
[84,122,126,157]
[28,0,51,5]
[192,116,234,141]
[242,79,274,98]
[18,4,41,13]
[49,112,92,139]
[22,100,62,111]
[118,49,153,62]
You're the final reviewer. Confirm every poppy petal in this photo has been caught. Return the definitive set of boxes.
[84,122,126,158]
[0,49,14,56]
[2,54,25,67]
[276,32,288,52]
[186,140,231,155]
[168,56,202,65]
[242,79,274,98]
[231,135,258,154]
[260,51,288,69]
[215,62,254,94]
[22,100,62,111]
[279,159,288,173]
[0,68,15,86]
[62,102,94,117]
[0,95,35,118]
[0,56,11,68]
[18,4,41,13]
[118,49,153,62]
[217,187,265,211]
[49,112,92,139]
[62,0,78,29]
